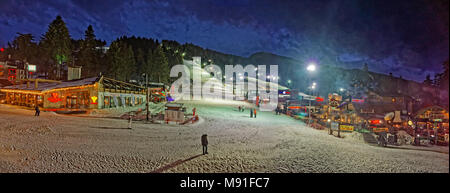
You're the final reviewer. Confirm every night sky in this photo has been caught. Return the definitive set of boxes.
[0,0,448,81]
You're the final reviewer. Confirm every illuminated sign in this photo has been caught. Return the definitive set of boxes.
[352,99,364,103]
[91,96,98,104]
[370,120,381,125]
[315,97,324,102]
[372,127,389,133]
[47,93,62,103]
[0,48,4,52]
[339,124,354,132]
[279,90,291,95]
[27,65,36,72]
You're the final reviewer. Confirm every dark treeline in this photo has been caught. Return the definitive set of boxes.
[1,16,234,84]
[0,16,258,84]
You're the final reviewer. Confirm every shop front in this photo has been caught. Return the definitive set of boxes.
[414,105,449,145]
[0,76,147,111]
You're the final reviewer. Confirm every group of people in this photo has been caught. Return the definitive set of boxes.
[237,105,258,118]
[238,105,245,112]
[275,104,285,115]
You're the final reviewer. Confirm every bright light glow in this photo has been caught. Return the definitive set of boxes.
[307,63,316,72]
[327,119,331,122]
[91,96,98,104]
[312,82,316,86]
[27,65,36,72]
[408,120,413,126]
[288,80,291,83]
[340,88,344,92]
[267,75,270,79]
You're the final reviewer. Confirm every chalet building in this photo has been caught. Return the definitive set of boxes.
[414,105,449,144]
[0,76,147,111]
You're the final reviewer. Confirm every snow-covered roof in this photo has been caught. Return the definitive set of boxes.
[1,77,99,92]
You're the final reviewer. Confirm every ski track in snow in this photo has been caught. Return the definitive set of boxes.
[0,100,448,173]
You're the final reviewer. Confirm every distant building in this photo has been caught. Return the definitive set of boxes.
[95,46,110,54]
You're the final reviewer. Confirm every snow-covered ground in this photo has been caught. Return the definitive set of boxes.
[0,100,448,173]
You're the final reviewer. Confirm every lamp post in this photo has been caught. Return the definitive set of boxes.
[307,63,316,126]
[142,73,150,121]
[309,84,316,125]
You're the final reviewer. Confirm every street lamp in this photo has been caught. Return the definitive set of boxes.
[307,63,316,72]
[142,73,150,121]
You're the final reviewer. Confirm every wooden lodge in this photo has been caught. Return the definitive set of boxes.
[0,76,147,110]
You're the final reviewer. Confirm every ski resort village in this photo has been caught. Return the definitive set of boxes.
[0,1,449,174]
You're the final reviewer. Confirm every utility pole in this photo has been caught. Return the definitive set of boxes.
[309,88,312,126]
[144,73,150,121]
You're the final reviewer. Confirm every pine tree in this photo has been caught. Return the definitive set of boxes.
[79,25,101,78]
[154,45,170,83]
[40,15,72,80]
[123,45,136,81]
[106,41,121,80]
[440,59,449,91]
[135,48,146,78]
[106,41,136,81]
[424,74,433,85]
[145,48,154,81]
[362,63,368,72]
[11,33,38,63]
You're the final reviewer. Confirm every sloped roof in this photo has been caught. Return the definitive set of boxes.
[413,105,449,118]
[351,102,406,120]
[1,77,100,92]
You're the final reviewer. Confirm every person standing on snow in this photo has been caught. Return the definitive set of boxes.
[35,106,40,116]
[201,134,208,155]
[250,108,253,118]
[254,109,257,118]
